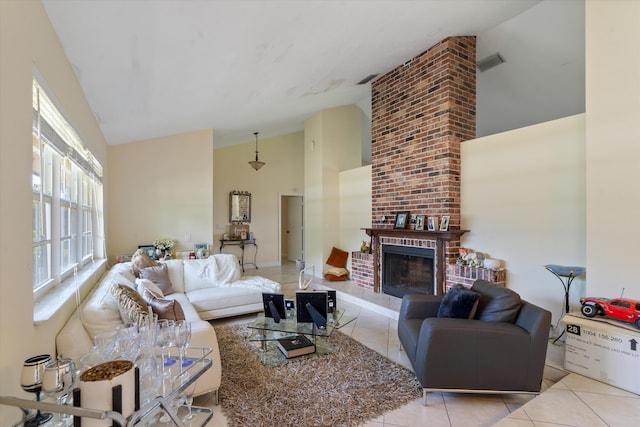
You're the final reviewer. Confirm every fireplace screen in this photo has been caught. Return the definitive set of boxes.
[382,245,435,298]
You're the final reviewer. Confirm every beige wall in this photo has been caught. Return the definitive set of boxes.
[461,115,586,324]
[585,0,640,298]
[213,132,304,267]
[0,1,109,422]
[304,106,362,274]
[339,165,372,255]
[108,130,214,257]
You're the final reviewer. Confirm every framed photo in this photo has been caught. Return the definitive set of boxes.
[427,217,436,231]
[415,215,425,231]
[394,211,410,229]
[194,243,209,259]
[138,245,157,260]
[439,215,450,231]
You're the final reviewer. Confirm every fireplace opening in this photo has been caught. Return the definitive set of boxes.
[382,245,435,298]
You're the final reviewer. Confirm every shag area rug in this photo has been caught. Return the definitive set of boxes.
[215,324,422,427]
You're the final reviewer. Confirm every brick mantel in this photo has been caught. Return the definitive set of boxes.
[365,228,468,295]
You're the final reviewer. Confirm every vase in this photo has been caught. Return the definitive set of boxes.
[155,248,163,259]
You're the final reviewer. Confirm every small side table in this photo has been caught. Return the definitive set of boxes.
[544,264,586,343]
[220,239,258,272]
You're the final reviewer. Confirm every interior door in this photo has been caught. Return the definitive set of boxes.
[286,196,303,262]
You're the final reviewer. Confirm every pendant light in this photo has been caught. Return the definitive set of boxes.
[248,132,265,171]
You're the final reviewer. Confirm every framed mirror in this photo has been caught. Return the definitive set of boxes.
[230,191,251,222]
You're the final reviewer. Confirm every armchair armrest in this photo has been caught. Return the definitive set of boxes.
[399,294,443,321]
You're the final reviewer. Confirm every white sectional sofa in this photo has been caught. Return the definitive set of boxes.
[56,254,280,398]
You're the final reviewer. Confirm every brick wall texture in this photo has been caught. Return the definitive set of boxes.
[371,36,476,231]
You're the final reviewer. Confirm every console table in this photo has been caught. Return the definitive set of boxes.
[219,239,258,271]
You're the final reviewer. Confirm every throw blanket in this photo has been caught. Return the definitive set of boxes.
[197,254,241,285]
[197,254,280,292]
[228,276,281,292]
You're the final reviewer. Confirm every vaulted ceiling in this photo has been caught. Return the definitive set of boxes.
[41,0,584,147]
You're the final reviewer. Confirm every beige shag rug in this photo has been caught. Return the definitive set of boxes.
[215,324,422,427]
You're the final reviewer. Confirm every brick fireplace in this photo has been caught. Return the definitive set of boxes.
[354,36,479,294]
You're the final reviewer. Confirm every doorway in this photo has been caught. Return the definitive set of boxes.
[279,194,303,264]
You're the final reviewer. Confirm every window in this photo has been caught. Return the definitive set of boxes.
[32,79,104,298]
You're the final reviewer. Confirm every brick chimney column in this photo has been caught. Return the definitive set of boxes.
[371,36,476,266]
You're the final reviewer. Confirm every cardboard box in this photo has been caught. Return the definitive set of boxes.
[562,313,640,395]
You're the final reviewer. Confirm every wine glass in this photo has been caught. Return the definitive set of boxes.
[177,373,197,423]
[42,357,76,427]
[94,331,118,362]
[138,324,161,406]
[117,323,141,363]
[174,320,192,367]
[164,320,177,366]
[156,320,172,375]
[157,319,176,368]
[20,354,53,427]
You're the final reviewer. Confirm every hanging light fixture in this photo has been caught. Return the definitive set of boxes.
[248,131,265,171]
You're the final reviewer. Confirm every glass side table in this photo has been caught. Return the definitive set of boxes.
[544,264,586,343]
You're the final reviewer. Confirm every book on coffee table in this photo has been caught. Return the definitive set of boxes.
[276,335,316,358]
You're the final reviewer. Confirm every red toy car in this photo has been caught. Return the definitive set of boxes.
[580,296,640,328]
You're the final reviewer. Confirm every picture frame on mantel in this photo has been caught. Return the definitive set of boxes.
[427,217,436,231]
[394,211,410,229]
[439,215,450,231]
[415,215,425,231]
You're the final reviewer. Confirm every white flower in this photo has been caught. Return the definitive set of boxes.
[153,238,175,250]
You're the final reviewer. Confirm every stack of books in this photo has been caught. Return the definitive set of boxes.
[276,335,316,358]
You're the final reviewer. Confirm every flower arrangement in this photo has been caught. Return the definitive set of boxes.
[153,238,175,251]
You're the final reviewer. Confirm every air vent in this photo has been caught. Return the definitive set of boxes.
[477,53,505,72]
[357,74,378,85]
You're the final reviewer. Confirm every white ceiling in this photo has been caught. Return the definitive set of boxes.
[41,0,584,147]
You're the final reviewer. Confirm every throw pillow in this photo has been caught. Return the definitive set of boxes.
[437,285,480,319]
[110,283,149,325]
[139,263,175,295]
[326,247,349,268]
[322,267,349,277]
[139,286,186,321]
[131,249,160,278]
[135,278,164,298]
[323,266,349,282]
[471,280,522,323]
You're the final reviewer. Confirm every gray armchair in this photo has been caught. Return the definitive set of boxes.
[398,280,551,405]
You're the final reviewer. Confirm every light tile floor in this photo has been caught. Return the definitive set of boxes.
[199,263,640,427]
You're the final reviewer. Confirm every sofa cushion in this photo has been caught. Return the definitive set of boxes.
[471,280,522,323]
[163,259,185,293]
[136,278,164,298]
[326,247,349,268]
[110,283,149,325]
[437,285,480,319]
[131,249,160,277]
[139,286,185,321]
[187,286,263,312]
[139,263,175,295]
[323,267,349,277]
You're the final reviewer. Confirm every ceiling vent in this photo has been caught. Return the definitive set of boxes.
[357,74,378,85]
[477,53,505,72]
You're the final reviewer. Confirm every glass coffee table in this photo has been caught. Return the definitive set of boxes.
[246,309,357,366]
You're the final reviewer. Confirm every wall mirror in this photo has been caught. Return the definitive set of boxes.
[230,191,251,222]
